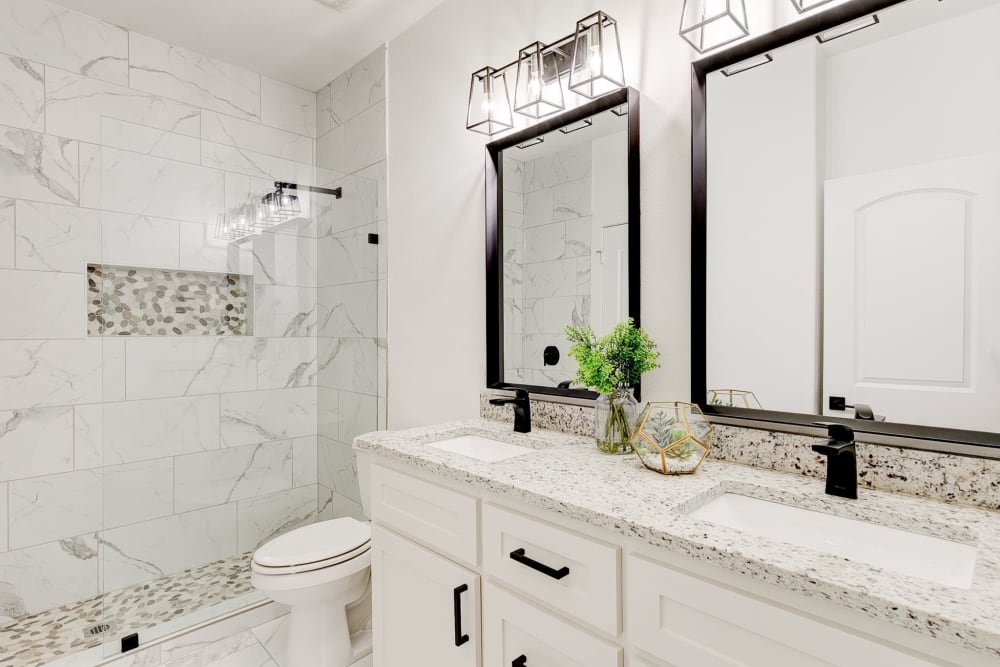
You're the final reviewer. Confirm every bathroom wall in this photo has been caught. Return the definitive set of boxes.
[315,47,388,519]
[0,0,326,623]
[385,0,694,427]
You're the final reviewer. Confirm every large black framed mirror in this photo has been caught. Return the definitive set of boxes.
[487,87,640,399]
[692,0,1000,453]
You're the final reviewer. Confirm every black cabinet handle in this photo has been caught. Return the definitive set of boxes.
[509,548,570,580]
[453,584,470,647]
[512,656,527,667]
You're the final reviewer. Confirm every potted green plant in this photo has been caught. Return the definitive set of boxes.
[565,318,660,454]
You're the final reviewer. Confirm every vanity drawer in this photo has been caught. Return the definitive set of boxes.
[369,464,478,567]
[482,503,620,635]
[626,554,941,667]
[483,582,622,667]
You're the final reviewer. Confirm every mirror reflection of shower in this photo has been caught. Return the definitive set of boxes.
[216,181,343,240]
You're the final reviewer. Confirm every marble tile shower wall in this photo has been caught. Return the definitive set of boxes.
[0,0,338,627]
[314,47,387,521]
[503,145,592,386]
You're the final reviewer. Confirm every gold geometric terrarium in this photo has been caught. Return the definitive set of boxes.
[707,388,762,409]
[631,402,714,475]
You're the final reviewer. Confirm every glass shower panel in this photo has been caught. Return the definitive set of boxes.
[95,125,336,655]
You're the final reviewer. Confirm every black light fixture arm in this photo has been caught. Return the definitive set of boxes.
[273,181,342,199]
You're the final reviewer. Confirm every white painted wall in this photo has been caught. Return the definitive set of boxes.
[385,0,694,428]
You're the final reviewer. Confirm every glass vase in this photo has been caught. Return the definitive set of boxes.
[595,389,638,454]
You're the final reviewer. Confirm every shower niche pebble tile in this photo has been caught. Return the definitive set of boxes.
[87,264,253,336]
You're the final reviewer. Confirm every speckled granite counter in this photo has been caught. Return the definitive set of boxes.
[355,420,1000,660]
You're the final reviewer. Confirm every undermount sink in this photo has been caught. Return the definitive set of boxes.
[688,493,977,588]
[425,434,535,462]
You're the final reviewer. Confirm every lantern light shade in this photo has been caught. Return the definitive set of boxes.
[513,42,565,119]
[789,0,837,13]
[568,11,625,99]
[466,66,514,135]
[679,0,749,54]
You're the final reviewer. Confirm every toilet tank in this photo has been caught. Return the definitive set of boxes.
[356,450,372,520]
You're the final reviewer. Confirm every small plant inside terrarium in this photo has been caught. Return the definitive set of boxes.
[632,402,714,474]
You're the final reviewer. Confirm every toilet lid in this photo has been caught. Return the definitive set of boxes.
[253,518,371,569]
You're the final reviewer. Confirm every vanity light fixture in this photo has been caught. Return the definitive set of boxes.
[679,0,750,54]
[567,12,625,99]
[513,42,565,118]
[816,14,879,43]
[558,118,594,135]
[789,0,837,13]
[721,53,773,77]
[215,181,342,241]
[465,10,627,136]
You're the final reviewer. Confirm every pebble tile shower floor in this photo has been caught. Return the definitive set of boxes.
[0,553,254,667]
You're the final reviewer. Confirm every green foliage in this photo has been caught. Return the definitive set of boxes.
[564,318,660,396]
[644,411,697,460]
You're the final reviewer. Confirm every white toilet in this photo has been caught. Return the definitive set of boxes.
[251,454,374,667]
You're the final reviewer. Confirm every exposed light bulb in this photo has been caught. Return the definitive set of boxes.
[527,73,542,100]
[480,90,494,115]
[588,44,603,76]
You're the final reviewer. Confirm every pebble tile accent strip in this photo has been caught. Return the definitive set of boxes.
[0,552,253,667]
[87,264,252,336]
[480,391,1000,511]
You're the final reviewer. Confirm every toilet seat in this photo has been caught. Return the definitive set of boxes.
[252,518,372,575]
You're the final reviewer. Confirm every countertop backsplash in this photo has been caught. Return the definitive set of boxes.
[480,390,1000,511]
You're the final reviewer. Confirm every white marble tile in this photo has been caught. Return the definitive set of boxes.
[321,281,377,339]
[203,110,312,164]
[9,469,101,549]
[341,101,385,174]
[257,338,318,389]
[523,188,554,228]
[221,387,316,448]
[156,605,284,667]
[254,285,319,338]
[129,32,260,120]
[102,395,220,465]
[103,458,174,529]
[524,222,566,264]
[45,67,200,144]
[523,143,591,192]
[0,535,98,620]
[328,490,364,521]
[317,386,339,443]
[101,503,237,591]
[338,391,377,446]
[319,437,358,501]
[0,269,84,339]
[201,141,313,187]
[202,642,276,667]
[178,220,253,275]
[0,125,79,205]
[524,257,579,299]
[250,232,317,287]
[101,117,201,164]
[100,147,224,223]
[329,47,385,126]
[564,217,591,258]
[0,483,5,552]
[73,403,102,470]
[292,436,318,488]
[325,171,378,233]
[317,484,334,521]
[261,76,316,138]
[13,200,100,272]
[316,84,332,137]
[174,440,293,513]
[0,339,101,410]
[0,198,13,268]
[101,337,126,402]
[0,55,43,131]
[236,485,318,553]
[102,212,180,269]
[124,337,258,400]
[553,178,592,220]
[542,295,589,332]
[315,125,344,174]
[78,142,101,209]
[504,190,525,214]
[0,405,74,481]
[251,614,289,667]
[319,337,376,396]
[318,225,377,287]
[0,0,127,85]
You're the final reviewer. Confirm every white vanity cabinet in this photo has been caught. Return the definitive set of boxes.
[367,461,995,667]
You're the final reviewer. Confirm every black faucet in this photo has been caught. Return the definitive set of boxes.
[811,422,857,500]
[490,389,531,433]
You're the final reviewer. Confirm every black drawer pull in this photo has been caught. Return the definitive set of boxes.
[512,656,527,667]
[509,548,570,580]
[453,584,470,647]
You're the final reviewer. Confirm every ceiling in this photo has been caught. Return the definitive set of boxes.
[50,0,447,91]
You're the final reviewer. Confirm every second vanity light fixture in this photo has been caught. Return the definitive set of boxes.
[466,10,625,136]
[680,0,842,54]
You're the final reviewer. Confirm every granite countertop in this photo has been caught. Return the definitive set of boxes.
[354,419,1000,660]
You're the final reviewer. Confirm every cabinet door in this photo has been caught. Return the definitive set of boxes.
[482,583,622,667]
[372,523,480,667]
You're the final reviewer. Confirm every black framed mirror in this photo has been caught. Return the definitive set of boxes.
[487,87,640,399]
[691,0,1000,452]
